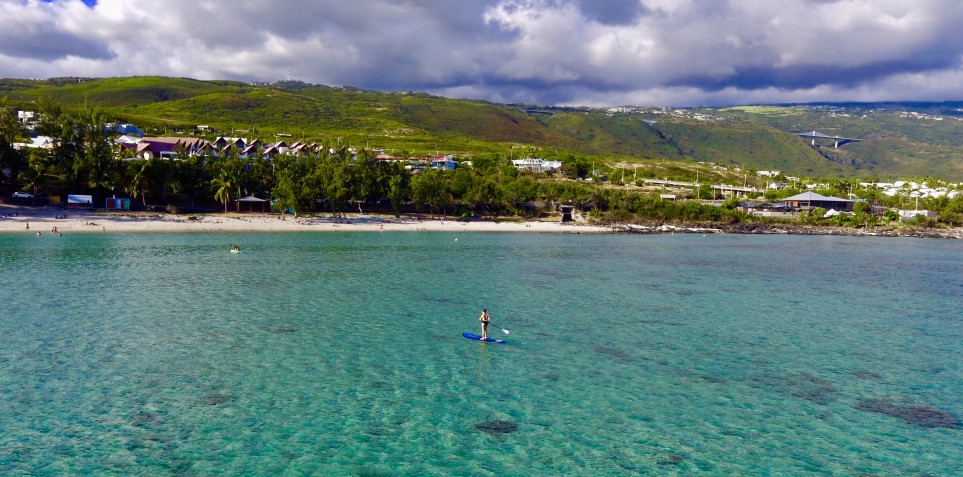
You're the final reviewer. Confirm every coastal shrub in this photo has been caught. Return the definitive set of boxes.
[940,211,963,226]
[721,196,740,210]
[829,213,850,226]
[914,215,937,228]
[603,209,635,222]
[940,194,963,225]
[853,202,871,215]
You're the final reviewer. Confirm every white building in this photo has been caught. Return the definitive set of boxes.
[12,136,54,150]
[511,158,563,173]
[17,110,38,123]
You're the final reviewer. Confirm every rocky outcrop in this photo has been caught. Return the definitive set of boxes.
[607,222,963,239]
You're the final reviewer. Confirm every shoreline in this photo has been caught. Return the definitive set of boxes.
[1,205,960,239]
[0,206,612,234]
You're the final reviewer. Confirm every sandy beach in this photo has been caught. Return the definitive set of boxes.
[4,205,960,238]
[0,205,614,234]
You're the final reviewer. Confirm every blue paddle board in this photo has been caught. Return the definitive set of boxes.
[463,333,505,344]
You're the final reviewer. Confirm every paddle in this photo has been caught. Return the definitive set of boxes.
[488,322,510,335]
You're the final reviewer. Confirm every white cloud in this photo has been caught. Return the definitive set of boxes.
[1,0,962,106]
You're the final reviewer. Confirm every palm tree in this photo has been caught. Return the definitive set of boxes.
[18,160,46,207]
[211,171,235,214]
[126,160,151,208]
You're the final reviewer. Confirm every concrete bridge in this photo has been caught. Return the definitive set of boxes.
[796,130,862,148]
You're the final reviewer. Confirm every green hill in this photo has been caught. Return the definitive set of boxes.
[714,104,963,180]
[3,76,962,180]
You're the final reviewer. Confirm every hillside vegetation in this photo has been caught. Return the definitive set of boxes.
[3,76,962,180]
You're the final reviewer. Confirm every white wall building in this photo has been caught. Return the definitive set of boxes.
[511,158,563,173]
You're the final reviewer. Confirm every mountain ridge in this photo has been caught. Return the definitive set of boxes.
[3,76,961,180]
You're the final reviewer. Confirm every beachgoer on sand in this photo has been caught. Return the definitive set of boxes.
[479,308,491,340]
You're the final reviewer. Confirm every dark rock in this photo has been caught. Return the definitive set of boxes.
[788,373,839,405]
[855,398,961,429]
[200,393,233,406]
[700,374,728,384]
[273,327,297,333]
[594,345,632,359]
[131,410,160,424]
[475,419,518,434]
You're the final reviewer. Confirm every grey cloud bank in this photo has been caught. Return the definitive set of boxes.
[3,0,963,107]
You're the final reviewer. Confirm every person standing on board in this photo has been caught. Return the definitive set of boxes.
[479,308,491,340]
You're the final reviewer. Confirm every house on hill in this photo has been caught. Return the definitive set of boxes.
[120,137,210,160]
[212,137,247,150]
[511,158,562,173]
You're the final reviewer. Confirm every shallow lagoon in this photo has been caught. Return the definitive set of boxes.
[0,232,960,475]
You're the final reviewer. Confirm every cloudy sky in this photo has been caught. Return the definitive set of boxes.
[4,0,963,107]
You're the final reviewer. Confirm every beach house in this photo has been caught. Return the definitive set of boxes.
[779,191,855,212]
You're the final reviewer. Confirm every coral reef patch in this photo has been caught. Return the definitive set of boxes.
[475,420,518,434]
[855,398,960,429]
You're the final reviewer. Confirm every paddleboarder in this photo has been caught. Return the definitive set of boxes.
[479,308,491,340]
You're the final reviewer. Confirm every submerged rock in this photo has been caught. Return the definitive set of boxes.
[130,410,160,424]
[658,454,685,466]
[272,326,297,334]
[790,373,839,405]
[200,393,234,406]
[752,371,838,405]
[475,419,518,434]
[593,344,633,360]
[855,398,961,429]
[851,370,883,380]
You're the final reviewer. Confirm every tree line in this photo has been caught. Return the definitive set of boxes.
[2,97,961,226]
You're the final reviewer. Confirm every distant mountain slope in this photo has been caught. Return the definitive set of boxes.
[714,104,963,179]
[5,76,251,107]
[3,76,962,180]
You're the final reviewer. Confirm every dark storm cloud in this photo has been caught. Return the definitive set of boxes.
[3,0,963,106]
[673,54,963,92]
[0,29,113,62]
[574,0,649,25]
[0,1,113,61]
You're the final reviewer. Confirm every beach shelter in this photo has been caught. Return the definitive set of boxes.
[780,191,855,212]
[235,196,268,213]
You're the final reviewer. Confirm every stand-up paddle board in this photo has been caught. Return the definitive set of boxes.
[463,333,505,344]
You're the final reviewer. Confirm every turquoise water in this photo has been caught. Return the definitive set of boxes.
[0,232,960,476]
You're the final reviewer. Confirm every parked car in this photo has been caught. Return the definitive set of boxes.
[12,192,33,198]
